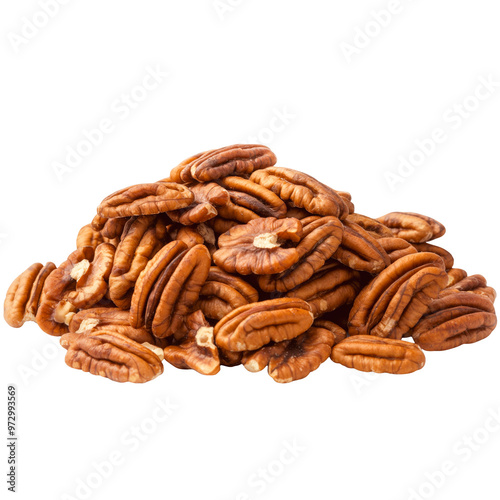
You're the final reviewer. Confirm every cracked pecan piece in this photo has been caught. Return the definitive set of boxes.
[170,144,277,183]
[143,244,211,339]
[333,220,391,273]
[69,307,156,344]
[331,336,426,374]
[378,237,418,264]
[197,266,259,321]
[216,176,287,223]
[60,329,164,383]
[412,242,454,270]
[348,252,448,339]
[109,216,168,309]
[214,298,314,352]
[4,262,56,328]
[98,182,193,218]
[412,292,497,351]
[36,247,94,335]
[286,262,361,317]
[167,182,229,225]
[250,167,350,219]
[242,325,335,383]
[163,310,220,375]
[439,274,496,303]
[376,212,446,243]
[258,216,344,292]
[213,217,302,275]
[76,224,104,250]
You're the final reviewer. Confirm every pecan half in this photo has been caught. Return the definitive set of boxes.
[312,320,347,344]
[98,182,193,218]
[163,310,220,375]
[36,247,94,335]
[101,217,128,240]
[109,216,167,309]
[69,307,157,344]
[258,216,344,292]
[4,262,56,327]
[286,262,361,317]
[250,167,350,219]
[66,243,115,309]
[378,237,418,263]
[216,176,287,223]
[439,274,496,303]
[445,268,468,288]
[331,336,426,374]
[76,224,104,250]
[167,182,229,225]
[333,220,391,274]
[376,212,446,243]
[170,144,277,183]
[197,266,259,321]
[412,292,497,351]
[348,252,448,339]
[214,298,314,352]
[60,330,164,383]
[213,217,302,275]
[345,213,393,239]
[412,242,454,270]
[242,325,335,383]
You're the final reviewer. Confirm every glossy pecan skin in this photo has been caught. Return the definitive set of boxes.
[331,336,426,374]
[377,212,445,243]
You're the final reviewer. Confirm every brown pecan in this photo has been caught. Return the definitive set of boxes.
[376,212,446,243]
[60,329,164,383]
[206,216,239,236]
[69,307,156,344]
[213,217,302,275]
[336,191,355,214]
[129,240,188,328]
[98,182,193,218]
[76,224,104,250]
[242,325,335,383]
[101,217,128,240]
[109,216,167,309]
[345,213,393,239]
[378,237,418,263]
[331,336,426,374]
[4,262,56,328]
[445,268,468,288]
[170,144,277,183]
[36,247,94,335]
[312,319,347,344]
[216,176,287,223]
[258,217,344,292]
[91,213,107,231]
[286,262,361,317]
[412,242,454,270]
[163,310,220,375]
[250,167,350,218]
[439,274,496,303]
[66,243,115,309]
[167,182,229,225]
[146,244,211,339]
[348,252,448,339]
[214,298,314,352]
[169,226,204,249]
[197,266,259,321]
[412,292,497,351]
[333,220,391,273]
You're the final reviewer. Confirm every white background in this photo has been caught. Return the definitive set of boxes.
[1,1,499,499]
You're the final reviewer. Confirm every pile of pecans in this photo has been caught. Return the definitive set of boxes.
[4,144,497,383]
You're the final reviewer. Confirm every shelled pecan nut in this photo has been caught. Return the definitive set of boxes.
[170,144,277,183]
[242,325,335,383]
[4,262,56,328]
[60,329,164,383]
[412,242,454,270]
[76,224,104,250]
[412,292,497,351]
[258,216,344,292]
[378,237,418,263]
[376,212,446,243]
[345,213,393,239]
[213,217,302,275]
[163,310,220,375]
[348,252,448,339]
[214,298,314,352]
[439,274,496,303]
[331,335,426,374]
[98,182,194,218]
